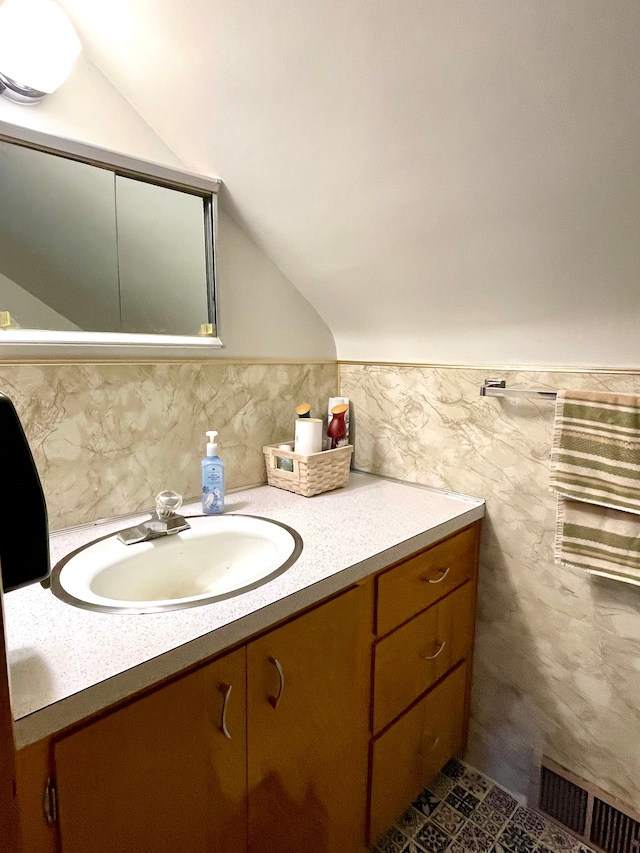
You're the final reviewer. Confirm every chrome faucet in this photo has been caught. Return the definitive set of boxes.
[117,491,191,545]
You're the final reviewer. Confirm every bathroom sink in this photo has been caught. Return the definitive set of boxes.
[51,514,303,614]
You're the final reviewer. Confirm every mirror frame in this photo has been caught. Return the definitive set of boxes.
[0,119,222,360]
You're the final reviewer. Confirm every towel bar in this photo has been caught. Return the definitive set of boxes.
[480,379,557,400]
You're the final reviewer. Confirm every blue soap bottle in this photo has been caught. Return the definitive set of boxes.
[202,430,225,515]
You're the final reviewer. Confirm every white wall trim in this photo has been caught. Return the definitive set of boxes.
[0,119,220,193]
[0,330,223,361]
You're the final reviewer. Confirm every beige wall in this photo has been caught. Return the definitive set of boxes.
[341,362,640,811]
[58,1,640,368]
[0,361,337,531]
[0,53,178,165]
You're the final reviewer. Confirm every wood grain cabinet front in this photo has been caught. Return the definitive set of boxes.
[367,521,480,847]
[373,580,475,734]
[53,647,248,853]
[376,524,477,636]
[369,663,468,845]
[246,583,372,853]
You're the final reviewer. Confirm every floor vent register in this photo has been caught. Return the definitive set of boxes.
[539,757,640,853]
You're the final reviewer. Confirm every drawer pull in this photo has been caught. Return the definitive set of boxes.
[422,566,450,584]
[268,656,285,710]
[218,683,232,739]
[420,640,446,661]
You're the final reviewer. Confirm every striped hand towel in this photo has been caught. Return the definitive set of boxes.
[550,390,640,582]
[556,498,640,583]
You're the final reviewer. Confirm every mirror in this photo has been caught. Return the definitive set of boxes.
[0,123,219,348]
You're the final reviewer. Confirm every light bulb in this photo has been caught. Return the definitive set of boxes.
[0,0,81,99]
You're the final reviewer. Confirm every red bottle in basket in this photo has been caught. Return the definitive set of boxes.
[327,404,348,449]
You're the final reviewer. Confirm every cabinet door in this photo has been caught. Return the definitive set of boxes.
[54,647,247,853]
[247,584,372,853]
[369,662,467,846]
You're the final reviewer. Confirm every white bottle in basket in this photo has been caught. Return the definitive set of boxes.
[277,443,294,472]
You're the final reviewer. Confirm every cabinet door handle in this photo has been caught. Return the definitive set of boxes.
[268,656,285,710]
[218,683,232,739]
[417,734,440,759]
[422,566,450,584]
[426,734,440,752]
[419,640,446,660]
[43,777,58,826]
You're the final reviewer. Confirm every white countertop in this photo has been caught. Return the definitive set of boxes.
[5,473,484,748]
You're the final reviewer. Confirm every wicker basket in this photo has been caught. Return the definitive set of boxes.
[263,442,353,497]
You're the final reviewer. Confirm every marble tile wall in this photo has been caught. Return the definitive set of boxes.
[0,361,337,530]
[340,363,640,813]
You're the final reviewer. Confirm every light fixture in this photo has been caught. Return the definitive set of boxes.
[0,0,81,104]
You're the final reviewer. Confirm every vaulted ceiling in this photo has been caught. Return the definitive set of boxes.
[57,1,640,365]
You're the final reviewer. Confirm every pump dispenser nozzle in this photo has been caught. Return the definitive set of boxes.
[206,430,218,456]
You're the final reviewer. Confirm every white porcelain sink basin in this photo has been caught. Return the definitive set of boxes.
[51,514,302,614]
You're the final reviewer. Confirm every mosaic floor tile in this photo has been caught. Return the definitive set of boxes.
[510,805,547,839]
[395,806,427,839]
[429,773,457,798]
[431,802,467,835]
[371,758,593,853]
[471,802,510,836]
[445,784,481,817]
[484,786,519,818]
[460,769,493,799]
[539,825,579,852]
[412,789,442,818]
[441,757,466,782]
[449,843,471,853]
[374,826,409,852]
[498,822,536,853]
[400,843,427,853]
[457,820,496,852]
[415,821,452,853]
[473,799,510,826]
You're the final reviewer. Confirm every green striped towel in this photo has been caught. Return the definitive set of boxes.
[551,390,640,582]
[556,499,640,583]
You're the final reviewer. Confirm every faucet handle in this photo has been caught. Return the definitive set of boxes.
[155,490,183,520]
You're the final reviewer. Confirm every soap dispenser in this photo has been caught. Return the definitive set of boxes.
[202,430,224,515]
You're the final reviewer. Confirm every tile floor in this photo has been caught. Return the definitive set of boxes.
[372,759,597,853]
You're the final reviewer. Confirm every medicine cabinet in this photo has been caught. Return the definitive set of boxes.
[0,120,221,358]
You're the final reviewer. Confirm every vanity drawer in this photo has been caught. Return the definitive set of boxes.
[372,581,475,733]
[376,524,477,636]
[369,662,467,846]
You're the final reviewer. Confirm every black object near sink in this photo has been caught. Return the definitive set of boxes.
[0,391,50,591]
